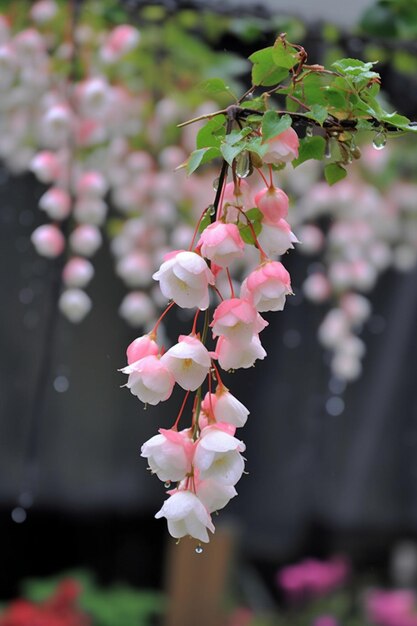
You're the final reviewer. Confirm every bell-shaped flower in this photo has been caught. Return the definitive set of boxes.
[58,288,91,323]
[141,428,194,482]
[193,425,246,486]
[121,355,174,405]
[202,387,249,428]
[215,334,266,371]
[196,478,237,513]
[257,219,299,258]
[255,186,289,223]
[152,250,214,310]
[126,334,159,365]
[31,224,65,258]
[262,127,299,164]
[161,335,211,391]
[155,490,215,543]
[197,221,244,268]
[240,261,292,312]
[38,187,71,220]
[69,224,102,257]
[211,298,268,343]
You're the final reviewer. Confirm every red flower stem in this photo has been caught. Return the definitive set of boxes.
[172,390,191,431]
[236,206,269,261]
[226,268,235,298]
[191,308,201,335]
[189,207,210,250]
[268,165,273,187]
[152,300,176,335]
[256,167,270,187]
[211,360,225,388]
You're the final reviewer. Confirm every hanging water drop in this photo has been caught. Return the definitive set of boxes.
[212,177,220,190]
[195,544,203,554]
[164,481,171,489]
[325,139,332,159]
[207,204,215,216]
[235,151,252,179]
[306,124,314,138]
[372,132,387,150]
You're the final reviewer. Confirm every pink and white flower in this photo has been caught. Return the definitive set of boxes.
[126,334,159,365]
[193,425,246,486]
[58,288,91,323]
[100,25,140,64]
[240,261,292,312]
[38,187,71,220]
[69,224,102,257]
[255,186,289,223]
[211,298,268,343]
[215,334,266,370]
[257,219,299,257]
[161,335,211,391]
[197,221,244,267]
[155,490,215,543]
[121,355,175,405]
[31,224,65,258]
[152,250,214,310]
[262,127,299,164]
[202,387,249,428]
[62,257,94,288]
[196,478,237,513]
[141,428,194,482]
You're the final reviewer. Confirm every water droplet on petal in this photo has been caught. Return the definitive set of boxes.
[235,151,252,179]
[164,481,171,489]
[195,544,203,554]
[372,132,387,150]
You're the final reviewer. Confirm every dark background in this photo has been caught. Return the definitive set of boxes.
[2,0,417,606]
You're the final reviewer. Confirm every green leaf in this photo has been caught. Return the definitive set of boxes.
[199,78,231,95]
[304,104,329,125]
[245,207,263,221]
[198,210,212,234]
[238,219,262,244]
[271,38,299,69]
[225,127,253,145]
[324,163,347,185]
[196,115,226,149]
[249,47,289,86]
[293,136,326,166]
[380,111,417,131]
[261,112,292,141]
[220,142,246,166]
[331,58,379,79]
[187,147,221,174]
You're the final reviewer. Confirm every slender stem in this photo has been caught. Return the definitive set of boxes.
[236,206,268,260]
[226,268,235,298]
[152,301,176,335]
[172,391,191,431]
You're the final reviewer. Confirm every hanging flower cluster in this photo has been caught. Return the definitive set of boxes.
[278,140,417,382]
[121,125,298,546]
[0,0,236,330]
